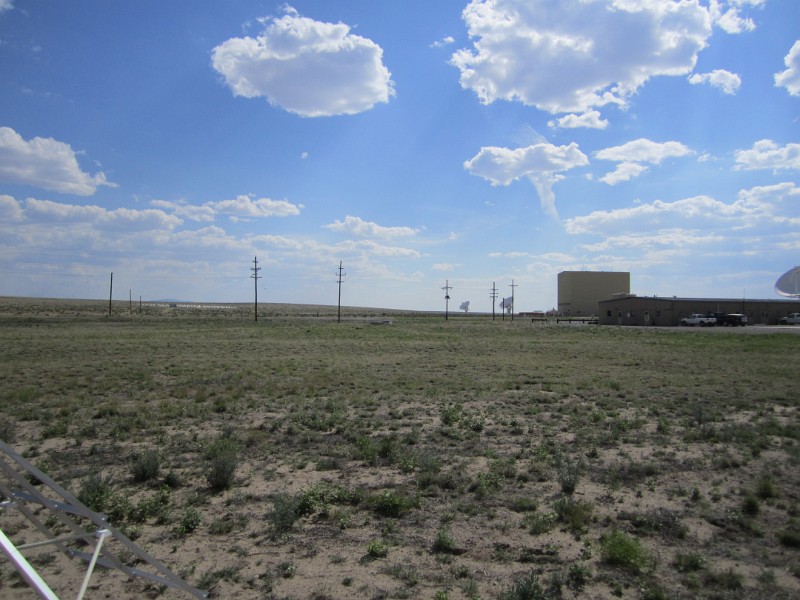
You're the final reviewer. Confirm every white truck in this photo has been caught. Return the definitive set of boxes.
[779,313,800,325]
[680,313,717,327]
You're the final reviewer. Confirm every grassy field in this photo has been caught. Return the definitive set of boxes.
[0,297,798,599]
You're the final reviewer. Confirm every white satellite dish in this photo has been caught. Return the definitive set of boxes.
[775,266,800,298]
[459,301,470,313]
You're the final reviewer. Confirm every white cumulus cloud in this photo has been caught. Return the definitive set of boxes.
[596,138,693,184]
[211,6,394,117]
[0,127,115,196]
[734,140,800,171]
[464,142,589,218]
[153,195,302,222]
[325,215,418,238]
[549,111,609,130]
[775,40,800,96]
[451,0,713,115]
[688,69,741,94]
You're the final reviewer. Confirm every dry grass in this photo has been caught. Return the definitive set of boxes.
[0,297,798,599]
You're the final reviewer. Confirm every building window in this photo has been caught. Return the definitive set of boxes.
[607,310,612,317]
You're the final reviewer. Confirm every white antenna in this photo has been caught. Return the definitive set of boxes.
[0,440,206,599]
[775,266,800,298]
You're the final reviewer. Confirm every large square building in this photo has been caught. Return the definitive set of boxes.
[558,271,630,316]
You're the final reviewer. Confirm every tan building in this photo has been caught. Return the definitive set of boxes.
[599,295,800,326]
[557,271,630,316]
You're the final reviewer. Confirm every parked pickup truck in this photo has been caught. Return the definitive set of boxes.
[779,313,800,325]
[680,313,717,326]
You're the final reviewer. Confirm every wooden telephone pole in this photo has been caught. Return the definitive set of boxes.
[251,256,262,322]
[442,280,452,320]
[336,261,346,323]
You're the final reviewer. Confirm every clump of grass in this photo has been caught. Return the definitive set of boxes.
[554,449,583,494]
[742,492,760,516]
[432,527,456,554]
[553,496,594,532]
[756,473,778,499]
[599,529,652,573]
[673,551,706,573]
[500,570,561,600]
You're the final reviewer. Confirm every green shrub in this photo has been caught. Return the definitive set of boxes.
[130,449,160,483]
[204,437,238,491]
[525,511,557,535]
[369,490,417,518]
[174,507,202,535]
[77,473,114,513]
[600,530,651,573]
[366,540,389,558]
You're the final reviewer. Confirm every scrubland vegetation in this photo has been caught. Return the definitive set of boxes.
[0,297,798,599]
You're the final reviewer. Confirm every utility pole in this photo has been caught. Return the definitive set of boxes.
[442,280,452,320]
[108,272,113,317]
[251,256,262,322]
[336,261,346,323]
[490,282,498,321]
[509,279,518,321]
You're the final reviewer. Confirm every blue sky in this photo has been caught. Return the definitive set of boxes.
[1,0,798,312]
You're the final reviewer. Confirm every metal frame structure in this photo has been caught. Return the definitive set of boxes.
[0,439,207,599]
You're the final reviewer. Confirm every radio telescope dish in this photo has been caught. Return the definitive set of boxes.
[775,266,800,298]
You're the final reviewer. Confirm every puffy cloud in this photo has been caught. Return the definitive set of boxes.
[710,2,756,33]
[325,215,418,238]
[596,138,693,184]
[336,239,421,258]
[464,142,589,218]
[211,6,394,117]
[0,1,13,13]
[774,40,800,96]
[549,111,609,130]
[565,183,799,237]
[0,127,115,196]
[734,140,800,171]
[431,36,455,48]
[451,0,712,114]
[0,194,23,221]
[23,198,181,231]
[688,69,741,94]
[152,195,302,222]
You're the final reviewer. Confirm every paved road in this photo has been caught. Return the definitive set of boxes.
[671,324,800,334]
